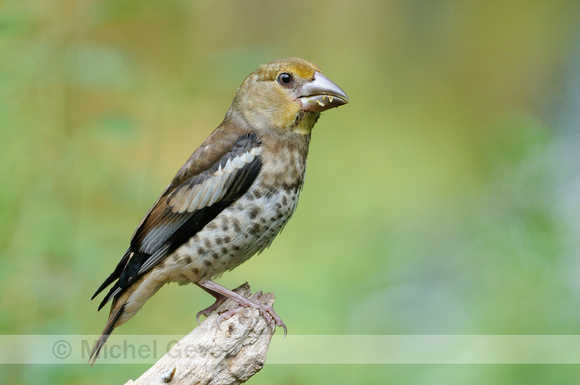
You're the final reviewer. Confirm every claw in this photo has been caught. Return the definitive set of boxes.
[196,309,207,324]
[195,295,227,323]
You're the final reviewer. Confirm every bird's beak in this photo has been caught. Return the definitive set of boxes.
[298,71,349,112]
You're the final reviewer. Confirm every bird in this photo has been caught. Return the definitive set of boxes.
[89,57,348,363]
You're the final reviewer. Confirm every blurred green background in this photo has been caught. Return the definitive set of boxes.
[2,0,580,383]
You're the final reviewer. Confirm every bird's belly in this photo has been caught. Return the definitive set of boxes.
[162,187,300,284]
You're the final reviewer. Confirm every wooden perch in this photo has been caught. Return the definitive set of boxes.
[125,283,277,385]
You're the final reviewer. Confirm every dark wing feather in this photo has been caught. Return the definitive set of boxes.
[92,132,262,308]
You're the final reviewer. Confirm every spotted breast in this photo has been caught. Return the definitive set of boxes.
[166,131,308,283]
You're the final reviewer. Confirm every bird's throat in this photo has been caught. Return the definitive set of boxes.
[292,111,320,136]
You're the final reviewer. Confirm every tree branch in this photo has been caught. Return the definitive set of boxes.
[125,283,276,385]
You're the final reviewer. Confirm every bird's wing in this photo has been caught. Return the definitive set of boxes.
[92,131,262,309]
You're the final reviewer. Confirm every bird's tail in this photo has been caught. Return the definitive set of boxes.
[89,302,126,365]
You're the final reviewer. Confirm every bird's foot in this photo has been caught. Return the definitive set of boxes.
[197,280,287,336]
[217,291,287,336]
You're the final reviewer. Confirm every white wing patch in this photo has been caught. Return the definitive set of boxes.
[168,146,262,214]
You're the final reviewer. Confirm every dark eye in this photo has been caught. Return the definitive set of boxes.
[277,72,293,86]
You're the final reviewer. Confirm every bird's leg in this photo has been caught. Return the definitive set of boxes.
[196,279,287,336]
[194,282,227,323]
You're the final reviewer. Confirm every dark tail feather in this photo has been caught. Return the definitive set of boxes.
[91,250,132,301]
[91,274,117,301]
[97,285,122,311]
[89,303,125,365]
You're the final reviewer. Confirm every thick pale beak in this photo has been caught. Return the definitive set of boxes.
[299,71,349,112]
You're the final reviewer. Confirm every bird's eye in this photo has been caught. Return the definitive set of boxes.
[277,72,293,86]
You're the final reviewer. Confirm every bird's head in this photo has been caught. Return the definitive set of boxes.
[228,57,348,135]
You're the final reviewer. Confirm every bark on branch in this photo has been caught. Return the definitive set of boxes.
[125,283,276,385]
